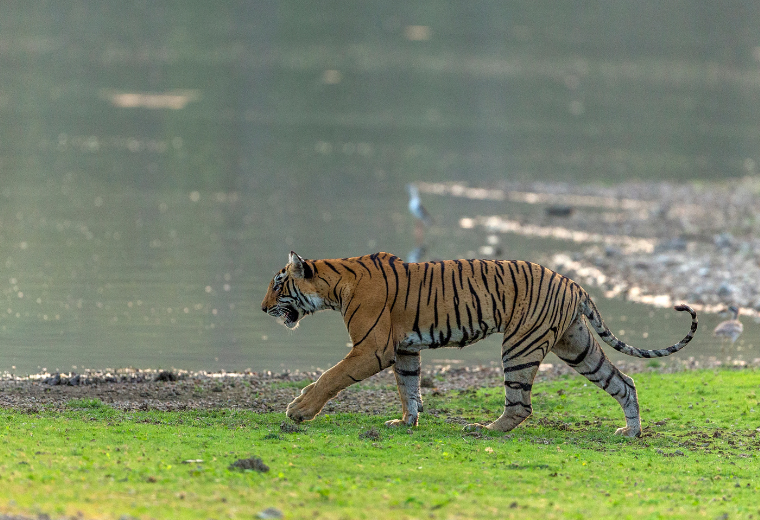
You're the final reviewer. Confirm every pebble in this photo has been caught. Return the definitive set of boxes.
[256,508,283,519]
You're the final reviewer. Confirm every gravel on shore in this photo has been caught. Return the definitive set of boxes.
[539,177,760,318]
[434,177,760,320]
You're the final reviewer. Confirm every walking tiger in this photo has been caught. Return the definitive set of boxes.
[261,252,698,437]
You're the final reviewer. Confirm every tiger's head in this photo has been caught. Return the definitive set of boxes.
[261,251,323,329]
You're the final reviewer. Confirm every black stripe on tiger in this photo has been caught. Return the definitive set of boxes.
[395,367,421,377]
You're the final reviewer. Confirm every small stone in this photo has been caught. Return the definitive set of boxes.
[420,376,435,388]
[155,370,178,382]
[654,237,687,253]
[717,282,734,298]
[545,205,573,217]
[256,507,283,519]
[714,232,734,249]
[44,373,62,386]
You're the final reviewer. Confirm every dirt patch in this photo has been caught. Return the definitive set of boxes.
[644,427,760,455]
[359,427,381,440]
[229,457,269,472]
[279,421,304,433]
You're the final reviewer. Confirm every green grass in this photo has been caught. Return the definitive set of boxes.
[2,369,759,519]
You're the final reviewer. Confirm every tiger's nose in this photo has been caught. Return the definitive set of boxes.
[261,304,268,313]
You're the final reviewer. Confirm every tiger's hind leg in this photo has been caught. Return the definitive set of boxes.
[464,342,547,433]
[553,315,641,437]
[385,350,422,427]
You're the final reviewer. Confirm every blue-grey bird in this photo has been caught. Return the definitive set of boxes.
[406,184,433,227]
[713,305,743,344]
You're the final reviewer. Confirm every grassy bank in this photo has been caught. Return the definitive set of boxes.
[2,369,759,519]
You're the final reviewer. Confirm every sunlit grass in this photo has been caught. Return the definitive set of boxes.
[1,369,758,519]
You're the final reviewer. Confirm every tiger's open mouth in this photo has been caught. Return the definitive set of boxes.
[283,307,300,329]
[270,305,301,329]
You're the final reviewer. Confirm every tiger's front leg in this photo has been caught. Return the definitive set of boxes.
[286,343,395,423]
[385,350,422,427]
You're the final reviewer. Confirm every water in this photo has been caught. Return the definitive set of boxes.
[1,2,759,374]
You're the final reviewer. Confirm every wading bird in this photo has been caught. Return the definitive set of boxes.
[407,184,433,246]
[713,305,743,349]
[407,184,433,227]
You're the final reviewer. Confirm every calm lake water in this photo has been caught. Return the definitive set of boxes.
[2,2,760,374]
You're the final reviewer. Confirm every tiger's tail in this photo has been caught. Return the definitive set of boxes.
[580,293,698,358]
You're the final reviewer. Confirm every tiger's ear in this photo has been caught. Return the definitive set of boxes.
[288,251,313,279]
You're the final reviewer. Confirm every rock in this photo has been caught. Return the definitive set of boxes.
[654,237,687,253]
[44,373,62,386]
[545,205,573,217]
[155,370,178,382]
[420,376,435,388]
[256,508,284,519]
[717,282,734,298]
[714,232,734,249]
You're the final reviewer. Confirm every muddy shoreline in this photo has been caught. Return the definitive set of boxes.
[1,358,756,415]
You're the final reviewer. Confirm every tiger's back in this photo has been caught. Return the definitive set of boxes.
[388,257,583,354]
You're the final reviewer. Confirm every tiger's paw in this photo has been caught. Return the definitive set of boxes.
[286,402,318,423]
[614,426,641,438]
[285,383,320,423]
[384,417,418,428]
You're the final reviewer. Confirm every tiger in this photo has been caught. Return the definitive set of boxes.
[260,251,698,437]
